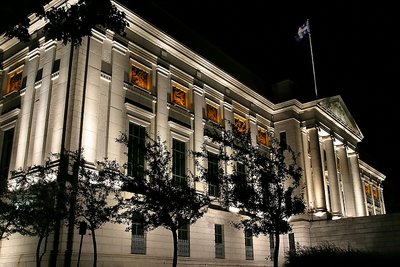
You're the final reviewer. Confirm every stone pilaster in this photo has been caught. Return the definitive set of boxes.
[349,152,367,216]
[309,127,326,212]
[337,144,356,217]
[323,135,342,216]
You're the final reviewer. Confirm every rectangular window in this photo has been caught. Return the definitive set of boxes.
[128,123,146,180]
[172,139,187,187]
[288,233,296,253]
[130,64,150,90]
[206,103,220,124]
[257,127,270,146]
[178,224,190,257]
[172,85,189,109]
[269,234,275,262]
[234,114,247,134]
[237,162,246,178]
[365,183,372,204]
[373,186,380,207]
[208,153,219,197]
[131,213,146,254]
[279,131,287,150]
[6,68,23,94]
[0,128,14,193]
[245,229,254,260]
[215,224,225,259]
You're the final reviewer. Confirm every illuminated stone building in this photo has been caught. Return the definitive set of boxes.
[0,0,386,266]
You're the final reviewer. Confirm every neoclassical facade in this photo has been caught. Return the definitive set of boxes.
[0,0,385,266]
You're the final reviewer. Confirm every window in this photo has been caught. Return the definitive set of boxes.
[172,139,187,187]
[206,102,220,124]
[245,229,254,260]
[288,233,296,253]
[269,234,275,261]
[279,131,287,150]
[51,59,61,80]
[0,128,14,193]
[208,153,219,197]
[234,114,247,134]
[131,213,146,254]
[128,123,146,180]
[215,224,224,259]
[5,67,23,94]
[130,64,150,90]
[178,224,190,257]
[373,186,380,207]
[35,69,43,83]
[172,85,189,109]
[365,182,372,204]
[237,162,246,179]
[258,127,270,146]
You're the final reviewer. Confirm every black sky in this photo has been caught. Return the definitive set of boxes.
[131,0,399,213]
[1,0,398,213]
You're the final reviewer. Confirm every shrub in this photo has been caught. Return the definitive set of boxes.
[284,242,398,267]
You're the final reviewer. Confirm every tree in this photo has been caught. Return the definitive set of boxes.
[203,123,305,267]
[7,165,69,267]
[0,190,22,241]
[115,134,210,267]
[4,150,123,267]
[3,0,128,46]
[3,2,128,266]
[74,153,122,267]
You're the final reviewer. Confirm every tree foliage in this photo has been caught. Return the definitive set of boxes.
[4,0,128,46]
[202,122,305,267]
[7,164,68,267]
[0,190,22,240]
[74,153,122,267]
[115,134,210,267]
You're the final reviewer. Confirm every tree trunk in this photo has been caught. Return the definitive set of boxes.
[39,234,48,265]
[171,229,178,267]
[273,232,280,267]
[36,235,44,267]
[91,228,97,267]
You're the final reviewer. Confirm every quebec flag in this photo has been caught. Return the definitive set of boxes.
[295,22,309,41]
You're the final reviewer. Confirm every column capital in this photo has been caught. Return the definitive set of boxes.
[193,85,204,96]
[156,65,170,77]
[223,101,233,111]
[249,114,257,124]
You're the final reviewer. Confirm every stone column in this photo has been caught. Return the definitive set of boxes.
[249,115,257,147]
[309,127,326,212]
[337,145,355,217]
[379,187,386,214]
[107,41,127,163]
[16,49,40,168]
[193,85,204,155]
[155,65,170,144]
[348,152,367,217]
[323,136,342,216]
[301,127,314,211]
[223,101,233,175]
[29,41,57,165]
[193,85,205,192]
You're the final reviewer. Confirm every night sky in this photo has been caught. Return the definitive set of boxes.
[131,0,399,213]
[1,1,399,213]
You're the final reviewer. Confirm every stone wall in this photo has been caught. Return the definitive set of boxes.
[291,213,400,253]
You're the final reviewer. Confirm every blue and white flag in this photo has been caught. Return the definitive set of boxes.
[295,22,309,41]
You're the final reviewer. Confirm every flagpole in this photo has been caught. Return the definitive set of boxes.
[307,19,318,99]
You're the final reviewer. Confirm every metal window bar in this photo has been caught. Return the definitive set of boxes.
[209,183,219,197]
[215,243,225,258]
[245,245,254,260]
[178,239,190,257]
[131,235,146,254]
